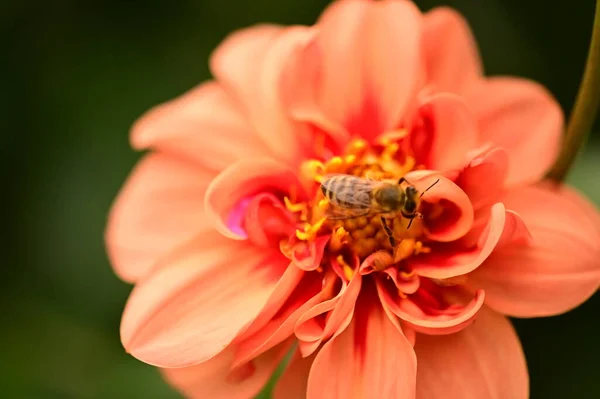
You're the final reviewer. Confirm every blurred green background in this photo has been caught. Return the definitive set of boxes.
[3,0,599,398]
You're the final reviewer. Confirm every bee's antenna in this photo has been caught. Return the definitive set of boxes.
[420,178,440,198]
[407,218,414,229]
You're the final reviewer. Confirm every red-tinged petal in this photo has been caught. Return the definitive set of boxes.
[466,77,563,187]
[377,278,485,335]
[210,24,314,165]
[234,263,304,343]
[406,171,474,242]
[205,158,300,240]
[233,274,325,368]
[383,267,420,295]
[162,339,292,399]
[307,292,416,399]
[410,203,530,279]
[287,0,422,141]
[130,82,270,171]
[422,7,482,95]
[456,145,509,210]
[273,349,316,399]
[120,239,288,367]
[296,273,362,357]
[415,306,528,399]
[290,236,330,271]
[468,183,600,317]
[105,153,215,283]
[409,93,478,171]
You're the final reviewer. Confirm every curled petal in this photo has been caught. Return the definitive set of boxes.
[406,171,474,242]
[289,236,330,271]
[409,92,478,171]
[377,278,485,335]
[210,24,314,165]
[466,77,563,187]
[415,306,528,399]
[469,183,600,317]
[273,349,316,399]
[232,273,325,368]
[120,237,287,367]
[422,7,482,95]
[105,153,215,283]
[130,82,269,171]
[284,0,422,141]
[295,273,362,357]
[306,292,416,399]
[359,250,394,275]
[162,339,292,399]
[410,203,530,279]
[205,158,301,240]
[383,267,420,295]
[456,145,509,210]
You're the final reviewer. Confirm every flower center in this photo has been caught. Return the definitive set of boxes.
[284,132,433,275]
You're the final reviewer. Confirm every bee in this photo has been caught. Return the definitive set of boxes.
[320,173,439,247]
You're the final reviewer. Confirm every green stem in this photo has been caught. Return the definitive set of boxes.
[547,0,600,182]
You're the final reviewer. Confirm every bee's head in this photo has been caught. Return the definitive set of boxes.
[401,186,420,218]
[375,185,405,212]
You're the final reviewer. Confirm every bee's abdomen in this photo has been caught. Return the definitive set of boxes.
[321,175,359,208]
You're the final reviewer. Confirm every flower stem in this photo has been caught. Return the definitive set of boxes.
[547,0,600,182]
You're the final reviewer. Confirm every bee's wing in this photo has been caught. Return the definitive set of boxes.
[322,174,380,219]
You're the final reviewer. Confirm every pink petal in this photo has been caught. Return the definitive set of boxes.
[456,145,509,210]
[273,349,316,399]
[295,273,362,357]
[204,158,300,240]
[120,238,288,367]
[306,293,416,399]
[162,339,292,399]
[105,153,215,283]
[130,82,270,171]
[422,7,482,95]
[466,77,563,187]
[415,306,528,399]
[232,273,325,367]
[377,278,485,335]
[410,203,530,279]
[408,92,478,171]
[286,0,422,141]
[468,183,600,317]
[405,171,474,242]
[210,24,314,165]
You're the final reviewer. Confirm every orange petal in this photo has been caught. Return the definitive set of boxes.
[377,278,485,335]
[306,293,416,399]
[286,0,422,141]
[120,238,288,367]
[409,92,478,171]
[204,158,300,240]
[232,274,324,368]
[295,273,362,357]
[466,77,563,187]
[468,183,600,317]
[415,306,528,399]
[406,171,474,242]
[273,349,316,399]
[210,24,314,165]
[105,153,215,283]
[410,203,530,279]
[130,82,269,172]
[422,7,482,95]
[162,339,291,399]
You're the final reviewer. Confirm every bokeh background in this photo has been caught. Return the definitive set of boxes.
[3,0,600,397]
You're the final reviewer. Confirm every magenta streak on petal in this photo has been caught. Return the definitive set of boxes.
[226,197,252,239]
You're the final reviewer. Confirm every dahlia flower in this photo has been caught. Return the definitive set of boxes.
[106,1,600,398]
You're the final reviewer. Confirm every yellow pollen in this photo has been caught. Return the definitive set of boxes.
[300,160,325,183]
[345,139,368,157]
[393,238,431,263]
[381,142,400,160]
[329,227,348,252]
[296,217,326,241]
[284,197,308,221]
[337,255,355,280]
[324,156,344,173]
[377,129,408,146]
[344,154,357,165]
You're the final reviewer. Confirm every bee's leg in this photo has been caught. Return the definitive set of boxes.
[398,177,411,185]
[380,217,397,247]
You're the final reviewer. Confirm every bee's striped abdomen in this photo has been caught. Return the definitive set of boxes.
[321,174,369,209]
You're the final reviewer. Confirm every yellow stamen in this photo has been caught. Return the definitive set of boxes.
[394,238,416,262]
[300,160,325,183]
[284,197,308,221]
[324,156,344,173]
[296,217,326,241]
[345,139,368,157]
[377,129,408,146]
[414,241,431,255]
[337,254,355,281]
[343,154,357,165]
[329,227,348,252]
[381,142,400,161]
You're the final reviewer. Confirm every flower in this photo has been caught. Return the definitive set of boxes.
[105,0,600,398]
